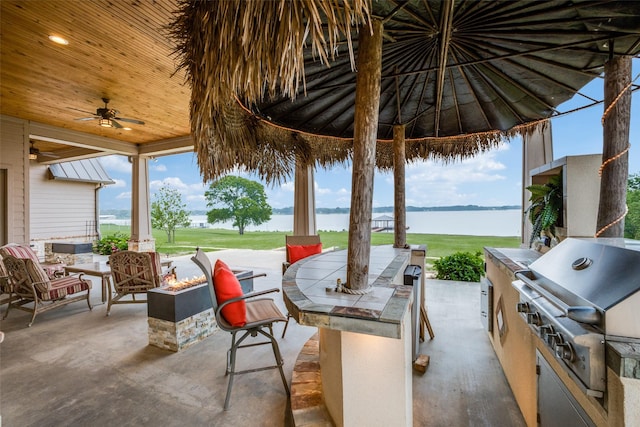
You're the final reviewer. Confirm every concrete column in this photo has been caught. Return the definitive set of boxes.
[129,155,155,251]
[521,124,553,247]
[293,160,317,236]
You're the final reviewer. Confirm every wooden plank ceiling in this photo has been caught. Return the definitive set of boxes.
[1,0,192,161]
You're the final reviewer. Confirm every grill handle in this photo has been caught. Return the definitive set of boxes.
[515,272,602,326]
[566,306,601,325]
[515,271,569,312]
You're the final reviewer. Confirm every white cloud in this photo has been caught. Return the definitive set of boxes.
[316,187,333,195]
[116,191,131,200]
[152,164,167,172]
[109,178,127,188]
[280,181,295,192]
[99,155,131,173]
[401,149,512,206]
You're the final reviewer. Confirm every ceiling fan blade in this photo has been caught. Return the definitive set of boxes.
[110,119,124,129]
[68,107,98,115]
[40,151,60,158]
[114,117,145,125]
[74,117,99,121]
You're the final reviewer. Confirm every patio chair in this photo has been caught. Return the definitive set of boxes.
[282,235,322,274]
[107,250,175,316]
[2,255,92,327]
[0,243,66,279]
[191,248,289,410]
[281,235,322,337]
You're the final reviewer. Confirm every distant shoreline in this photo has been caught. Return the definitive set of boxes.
[101,205,521,219]
[270,205,521,215]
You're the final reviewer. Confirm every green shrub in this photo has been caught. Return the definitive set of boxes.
[95,232,130,255]
[433,251,484,282]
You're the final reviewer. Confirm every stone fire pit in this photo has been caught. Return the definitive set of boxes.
[147,270,254,352]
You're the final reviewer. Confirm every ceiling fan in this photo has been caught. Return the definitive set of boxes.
[29,141,59,160]
[72,98,145,129]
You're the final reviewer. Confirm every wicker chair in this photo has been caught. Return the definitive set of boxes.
[107,250,175,316]
[191,248,289,410]
[2,255,92,327]
[0,243,66,279]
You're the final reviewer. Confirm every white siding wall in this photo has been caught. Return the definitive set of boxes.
[0,116,29,245]
[1,115,100,254]
[29,164,98,251]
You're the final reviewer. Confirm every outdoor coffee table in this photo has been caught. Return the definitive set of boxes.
[65,262,112,303]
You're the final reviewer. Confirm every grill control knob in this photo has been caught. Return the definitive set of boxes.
[516,302,530,313]
[526,312,542,326]
[555,342,575,362]
[540,324,554,341]
[547,332,562,347]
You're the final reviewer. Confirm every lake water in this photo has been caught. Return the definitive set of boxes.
[103,209,522,237]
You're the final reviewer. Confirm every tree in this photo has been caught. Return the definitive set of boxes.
[151,184,192,243]
[625,173,640,239]
[205,176,272,235]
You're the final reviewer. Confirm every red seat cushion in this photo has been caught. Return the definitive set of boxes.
[213,259,246,327]
[287,243,323,264]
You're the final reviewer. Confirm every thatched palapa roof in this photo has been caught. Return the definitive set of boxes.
[170,0,640,183]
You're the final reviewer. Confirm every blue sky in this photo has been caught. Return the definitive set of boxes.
[100,59,639,212]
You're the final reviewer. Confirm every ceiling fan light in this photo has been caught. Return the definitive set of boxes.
[29,152,38,160]
[99,118,112,127]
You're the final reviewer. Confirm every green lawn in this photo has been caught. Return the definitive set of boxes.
[100,224,520,259]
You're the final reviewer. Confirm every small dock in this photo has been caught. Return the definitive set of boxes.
[372,214,394,232]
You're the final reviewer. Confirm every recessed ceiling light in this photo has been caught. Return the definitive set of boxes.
[48,35,69,45]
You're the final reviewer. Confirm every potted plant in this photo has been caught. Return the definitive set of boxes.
[525,173,563,247]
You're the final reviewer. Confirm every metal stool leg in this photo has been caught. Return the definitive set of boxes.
[281,313,291,338]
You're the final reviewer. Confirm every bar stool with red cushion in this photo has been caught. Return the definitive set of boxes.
[191,248,289,410]
[281,235,322,337]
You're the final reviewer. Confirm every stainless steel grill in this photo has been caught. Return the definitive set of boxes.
[512,238,640,398]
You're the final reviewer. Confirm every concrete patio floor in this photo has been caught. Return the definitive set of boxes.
[0,249,525,426]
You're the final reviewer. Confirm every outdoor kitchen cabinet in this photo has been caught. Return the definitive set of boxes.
[485,246,640,427]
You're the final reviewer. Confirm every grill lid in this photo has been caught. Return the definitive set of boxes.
[524,238,640,312]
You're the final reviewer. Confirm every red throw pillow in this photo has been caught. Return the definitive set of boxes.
[213,260,246,327]
[287,243,323,265]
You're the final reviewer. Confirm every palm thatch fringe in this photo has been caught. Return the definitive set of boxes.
[194,96,548,183]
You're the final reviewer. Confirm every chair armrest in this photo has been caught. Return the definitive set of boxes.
[282,262,291,275]
[217,288,280,311]
[236,272,266,281]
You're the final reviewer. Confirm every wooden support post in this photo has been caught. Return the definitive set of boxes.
[293,158,317,236]
[597,55,631,237]
[393,124,407,248]
[346,20,383,291]
[129,155,155,251]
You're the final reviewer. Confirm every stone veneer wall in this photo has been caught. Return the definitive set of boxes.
[148,308,217,352]
[44,242,93,265]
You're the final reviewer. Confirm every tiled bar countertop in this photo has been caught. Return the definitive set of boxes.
[282,245,413,338]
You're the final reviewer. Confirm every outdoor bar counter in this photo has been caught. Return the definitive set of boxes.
[283,245,424,426]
